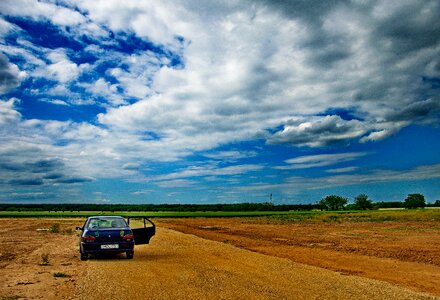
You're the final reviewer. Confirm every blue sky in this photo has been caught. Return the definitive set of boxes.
[0,0,439,204]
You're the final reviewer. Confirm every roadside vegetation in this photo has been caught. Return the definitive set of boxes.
[53,272,70,278]
[40,253,50,266]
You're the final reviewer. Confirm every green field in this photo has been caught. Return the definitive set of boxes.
[0,208,439,222]
[0,210,298,218]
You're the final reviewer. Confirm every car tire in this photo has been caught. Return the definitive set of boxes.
[80,253,88,261]
[126,251,134,259]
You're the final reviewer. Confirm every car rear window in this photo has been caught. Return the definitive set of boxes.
[87,217,127,229]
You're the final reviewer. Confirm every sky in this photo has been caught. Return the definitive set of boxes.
[0,0,439,205]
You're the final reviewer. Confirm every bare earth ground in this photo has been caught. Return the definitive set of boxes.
[157,218,440,296]
[0,218,439,299]
[0,219,83,299]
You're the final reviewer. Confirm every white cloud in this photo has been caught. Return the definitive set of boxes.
[361,129,394,143]
[43,50,86,83]
[267,116,367,147]
[0,17,14,37]
[156,179,194,188]
[203,150,257,162]
[4,1,439,155]
[0,0,86,26]
[76,0,187,46]
[39,98,70,106]
[152,164,264,182]
[325,166,359,174]
[91,0,439,157]
[131,190,152,195]
[80,78,125,106]
[0,54,27,93]
[109,68,151,100]
[276,152,368,170]
[0,98,21,125]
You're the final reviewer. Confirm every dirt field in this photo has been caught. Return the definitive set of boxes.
[0,218,439,299]
[0,219,83,299]
[157,217,440,296]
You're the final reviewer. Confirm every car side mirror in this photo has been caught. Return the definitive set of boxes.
[76,226,83,231]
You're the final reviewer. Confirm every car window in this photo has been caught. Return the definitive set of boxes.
[87,218,127,229]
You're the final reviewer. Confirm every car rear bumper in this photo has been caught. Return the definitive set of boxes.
[80,241,134,254]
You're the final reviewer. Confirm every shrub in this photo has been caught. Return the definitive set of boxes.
[40,253,50,265]
[63,228,73,235]
[1,296,22,300]
[49,224,60,233]
[0,251,15,261]
[53,272,69,278]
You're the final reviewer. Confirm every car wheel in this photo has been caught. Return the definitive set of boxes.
[80,253,88,261]
[126,251,134,259]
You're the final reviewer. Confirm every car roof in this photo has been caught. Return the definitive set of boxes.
[87,216,125,219]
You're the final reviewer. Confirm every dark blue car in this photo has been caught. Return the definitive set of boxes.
[76,216,155,260]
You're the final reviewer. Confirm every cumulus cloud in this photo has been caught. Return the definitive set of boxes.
[0,53,26,93]
[267,116,366,147]
[76,0,185,46]
[0,141,93,187]
[0,0,86,26]
[0,17,14,37]
[5,1,439,148]
[92,0,439,153]
[39,49,86,83]
[0,100,97,187]
[0,98,21,124]
[80,78,125,107]
[387,98,440,124]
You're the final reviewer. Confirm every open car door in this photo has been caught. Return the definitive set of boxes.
[127,217,156,245]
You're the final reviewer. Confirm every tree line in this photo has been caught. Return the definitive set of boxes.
[0,194,438,212]
[0,203,315,212]
[319,193,438,210]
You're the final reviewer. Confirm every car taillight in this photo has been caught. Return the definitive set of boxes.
[82,235,96,242]
[123,234,134,241]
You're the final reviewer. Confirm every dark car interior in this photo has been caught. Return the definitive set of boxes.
[127,217,156,245]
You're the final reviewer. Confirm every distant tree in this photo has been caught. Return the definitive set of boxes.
[404,193,426,209]
[433,200,440,207]
[319,195,348,211]
[354,194,373,210]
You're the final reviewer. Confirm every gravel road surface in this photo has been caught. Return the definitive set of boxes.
[77,228,436,300]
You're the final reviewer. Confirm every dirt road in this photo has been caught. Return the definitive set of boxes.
[77,228,436,300]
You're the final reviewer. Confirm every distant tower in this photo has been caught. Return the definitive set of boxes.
[270,193,273,202]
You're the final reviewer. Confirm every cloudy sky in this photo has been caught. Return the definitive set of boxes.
[0,0,439,204]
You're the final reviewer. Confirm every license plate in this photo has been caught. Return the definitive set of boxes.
[101,244,119,249]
